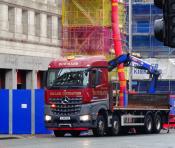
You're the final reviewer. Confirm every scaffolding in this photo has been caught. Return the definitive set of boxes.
[130,2,175,57]
[62,0,111,27]
[62,0,126,55]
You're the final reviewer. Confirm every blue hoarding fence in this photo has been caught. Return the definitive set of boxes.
[12,90,31,134]
[0,89,51,134]
[0,90,9,134]
[35,89,52,134]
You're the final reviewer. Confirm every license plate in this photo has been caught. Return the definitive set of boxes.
[60,116,71,120]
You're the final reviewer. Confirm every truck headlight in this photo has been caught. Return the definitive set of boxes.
[45,115,52,121]
[80,115,91,121]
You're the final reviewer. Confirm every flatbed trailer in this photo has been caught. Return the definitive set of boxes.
[103,93,170,135]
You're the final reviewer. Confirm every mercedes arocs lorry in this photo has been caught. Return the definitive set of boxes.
[44,55,170,137]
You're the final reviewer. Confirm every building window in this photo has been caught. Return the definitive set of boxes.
[136,21,150,33]
[17,70,26,89]
[0,69,5,89]
[58,17,62,40]
[8,6,15,33]
[35,12,40,37]
[133,36,150,47]
[37,71,44,88]
[22,9,28,35]
[47,15,52,38]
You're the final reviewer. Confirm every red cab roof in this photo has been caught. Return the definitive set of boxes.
[49,55,108,68]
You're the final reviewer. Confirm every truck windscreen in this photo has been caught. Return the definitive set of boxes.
[47,68,89,89]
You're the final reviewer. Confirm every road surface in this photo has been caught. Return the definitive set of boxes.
[0,130,175,148]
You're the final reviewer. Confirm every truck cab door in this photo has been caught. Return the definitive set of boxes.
[90,68,108,102]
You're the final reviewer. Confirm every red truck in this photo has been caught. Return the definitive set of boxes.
[44,55,170,137]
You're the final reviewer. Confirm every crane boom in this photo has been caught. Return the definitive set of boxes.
[108,54,161,94]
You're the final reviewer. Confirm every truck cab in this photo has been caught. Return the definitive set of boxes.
[44,56,111,136]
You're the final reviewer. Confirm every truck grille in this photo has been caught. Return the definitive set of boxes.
[49,97,82,115]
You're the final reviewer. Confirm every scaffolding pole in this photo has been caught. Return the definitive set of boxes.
[129,0,133,91]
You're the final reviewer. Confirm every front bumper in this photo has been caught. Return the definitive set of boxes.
[45,100,109,130]
[45,114,97,129]
[45,103,99,129]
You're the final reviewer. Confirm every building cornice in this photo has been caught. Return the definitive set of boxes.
[0,0,61,16]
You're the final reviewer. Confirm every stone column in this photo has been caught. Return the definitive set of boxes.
[6,69,17,134]
[26,70,37,89]
[0,4,9,31]
[5,69,17,89]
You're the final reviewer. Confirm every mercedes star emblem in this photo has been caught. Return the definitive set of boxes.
[61,97,69,104]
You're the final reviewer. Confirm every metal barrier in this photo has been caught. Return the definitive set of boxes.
[12,90,31,134]
[0,90,9,134]
[0,89,51,134]
[35,89,52,134]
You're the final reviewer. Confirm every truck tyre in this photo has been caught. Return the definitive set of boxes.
[153,114,162,134]
[111,116,121,136]
[93,115,106,137]
[54,130,65,137]
[71,131,81,137]
[144,114,153,134]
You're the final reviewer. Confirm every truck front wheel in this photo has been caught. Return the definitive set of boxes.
[93,115,106,137]
[54,130,65,137]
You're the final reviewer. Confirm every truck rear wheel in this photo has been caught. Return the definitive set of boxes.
[54,130,65,137]
[153,114,162,134]
[144,114,153,134]
[93,115,106,137]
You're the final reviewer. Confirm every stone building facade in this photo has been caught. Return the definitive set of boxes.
[0,0,62,89]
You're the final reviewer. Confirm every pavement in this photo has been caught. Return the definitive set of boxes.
[0,135,26,140]
[0,134,17,140]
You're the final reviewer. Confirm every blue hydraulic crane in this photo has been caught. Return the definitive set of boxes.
[108,53,161,94]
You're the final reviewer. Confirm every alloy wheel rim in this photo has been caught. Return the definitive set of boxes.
[99,120,105,134]
[113,120,119,133]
